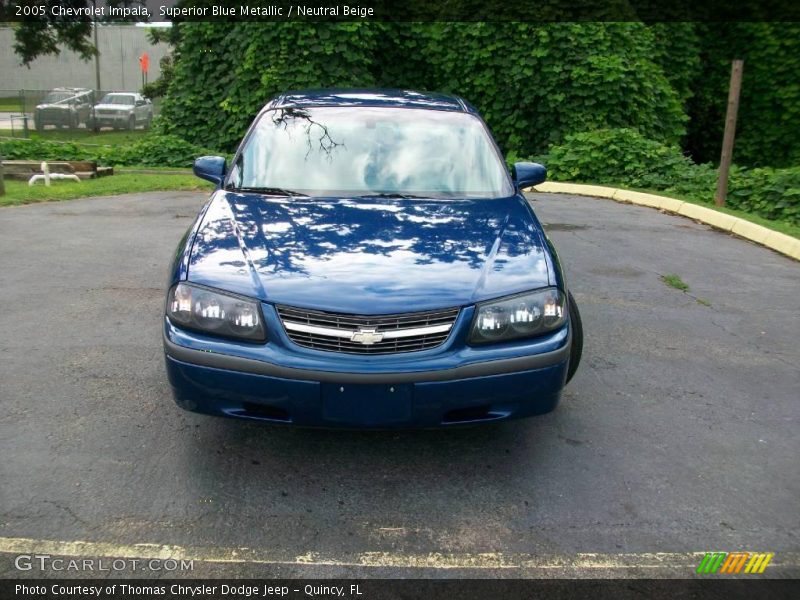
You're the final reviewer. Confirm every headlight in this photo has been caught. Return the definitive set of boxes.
[469,288,567,345]
[166,283,266,342]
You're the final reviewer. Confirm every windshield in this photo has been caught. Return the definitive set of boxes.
[43,92,73,103]
[101,94,135,105]
[228,107,513,198]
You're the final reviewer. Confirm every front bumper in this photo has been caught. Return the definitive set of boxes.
[90,112,131,126]
[36,110,73,125]
[163,304,571,429]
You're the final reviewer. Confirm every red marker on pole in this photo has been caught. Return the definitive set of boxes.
[139,52,150,86]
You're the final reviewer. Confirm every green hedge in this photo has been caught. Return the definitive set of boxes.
[545,128,700,189]
[728,167,800,224]
[647,23,700,114]
[154,22,800,169]
[0,135,218,168]
[158,22,378,153]
[158,22,686,158]
[543,128,800,225]
[424,23,686,158]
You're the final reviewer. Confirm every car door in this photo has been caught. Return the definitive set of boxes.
[77,92,91,123]
[134,96,146,123]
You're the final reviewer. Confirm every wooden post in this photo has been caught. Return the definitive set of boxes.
[715,59,744,206]
[0,157,5,197]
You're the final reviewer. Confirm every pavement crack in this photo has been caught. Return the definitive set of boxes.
[42,500,92,529]
[708,317,797,369]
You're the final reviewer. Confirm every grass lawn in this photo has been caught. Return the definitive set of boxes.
[0,97,24,112]
[0,128,148,145]
[0,174,213,207]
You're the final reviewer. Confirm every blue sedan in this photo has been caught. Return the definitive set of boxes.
[163,89,583,428]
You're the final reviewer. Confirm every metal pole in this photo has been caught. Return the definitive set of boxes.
[22,89,29,137]
[0,155,5,197]
[714,59,744,207]
[119,28,125,90]
[19,89,29,137]
[92,0,101,132]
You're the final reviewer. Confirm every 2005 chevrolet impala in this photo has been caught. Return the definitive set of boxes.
[163,89,583,428]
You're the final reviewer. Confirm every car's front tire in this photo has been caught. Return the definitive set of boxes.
[566,290,583,383]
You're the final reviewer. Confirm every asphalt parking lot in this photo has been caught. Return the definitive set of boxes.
[0,191,797,578]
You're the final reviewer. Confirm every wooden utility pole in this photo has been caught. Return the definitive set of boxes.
[715,59,744,206]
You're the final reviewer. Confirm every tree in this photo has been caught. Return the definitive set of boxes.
[140,24,180,99]
[2,1,147,65]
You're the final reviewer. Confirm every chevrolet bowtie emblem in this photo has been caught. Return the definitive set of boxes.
[351,327,384,345]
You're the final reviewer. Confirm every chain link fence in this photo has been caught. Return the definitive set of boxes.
[0,89,162,137]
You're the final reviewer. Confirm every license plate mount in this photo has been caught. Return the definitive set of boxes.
[321,382,413,426]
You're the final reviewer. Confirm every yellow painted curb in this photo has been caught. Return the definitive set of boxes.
[612,189,668,210]
[534,181,617,199]
[4,535,800,575]
[532,182,799,262]
[763,231,800,259]
[658,196,687,214]
[677,202,739,231]
[729,218,772,244]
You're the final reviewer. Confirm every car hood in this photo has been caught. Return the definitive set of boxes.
[36,104,70,110]
[187,191,551,314]
[93,104,132,111]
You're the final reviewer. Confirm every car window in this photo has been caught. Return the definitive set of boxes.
[43,92,73,103]
[100,94,136,106]
[229,106,514,199]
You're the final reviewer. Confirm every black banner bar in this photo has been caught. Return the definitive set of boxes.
[2,0,800,22]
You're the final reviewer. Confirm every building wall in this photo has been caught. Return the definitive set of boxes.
[0,25,169,93]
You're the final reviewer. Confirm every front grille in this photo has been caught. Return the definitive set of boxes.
[276,305,459,354]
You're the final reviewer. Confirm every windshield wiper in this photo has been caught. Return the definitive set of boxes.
[357,192,427,199]
[228,186,309,197]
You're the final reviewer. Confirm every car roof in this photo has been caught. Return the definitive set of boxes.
[267,89,476,114]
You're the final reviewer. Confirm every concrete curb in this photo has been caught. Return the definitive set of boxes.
[531,181,800,262]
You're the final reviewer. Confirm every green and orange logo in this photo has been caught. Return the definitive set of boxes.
[696,552,774,574]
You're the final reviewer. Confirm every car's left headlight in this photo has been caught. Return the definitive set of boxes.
[469,287,567,345]
[166,283,266,343]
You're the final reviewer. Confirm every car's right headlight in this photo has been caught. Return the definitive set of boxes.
[166,283,266,343]
[468,287,567,345]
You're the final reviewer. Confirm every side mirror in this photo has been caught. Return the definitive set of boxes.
[193,156,226,186]
[513,162,547,189]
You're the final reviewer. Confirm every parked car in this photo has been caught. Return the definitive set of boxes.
[34,88,94,130]
[88,92,153,130]
[163,89,583,429]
